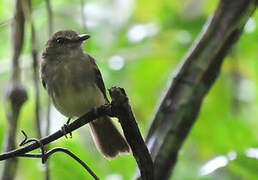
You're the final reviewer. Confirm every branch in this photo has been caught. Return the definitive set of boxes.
[19,131,99,180]
[0,87,153,179]
[144,0,257,179]
[109,87,154,180]
[0,104,109,160]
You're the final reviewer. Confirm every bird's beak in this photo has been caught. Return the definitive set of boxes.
[77,34,91,41]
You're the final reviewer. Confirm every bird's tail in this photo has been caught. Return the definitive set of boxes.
[89,116,130,158]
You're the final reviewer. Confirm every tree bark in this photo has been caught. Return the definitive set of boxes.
[144,0,257,179]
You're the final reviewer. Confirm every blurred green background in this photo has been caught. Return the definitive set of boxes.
[0,0,258,179]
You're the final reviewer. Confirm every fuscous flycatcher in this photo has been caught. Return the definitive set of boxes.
[40,30,129,158]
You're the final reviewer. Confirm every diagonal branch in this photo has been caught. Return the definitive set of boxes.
[109,87,154,180]
[0,104,109,160]
[0,87,153,180]
[144,0,257,179]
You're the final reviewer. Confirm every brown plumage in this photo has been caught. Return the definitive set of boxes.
[40,30,129,158]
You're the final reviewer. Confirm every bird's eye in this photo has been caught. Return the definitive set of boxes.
[56,37,67,44]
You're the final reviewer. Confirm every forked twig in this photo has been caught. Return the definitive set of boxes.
[19,131,99,180]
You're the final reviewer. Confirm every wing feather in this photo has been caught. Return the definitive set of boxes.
[88,55,109,102]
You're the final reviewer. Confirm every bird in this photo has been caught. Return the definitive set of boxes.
[40,30,130,158]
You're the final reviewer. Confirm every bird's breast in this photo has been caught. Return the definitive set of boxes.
[46,60,104,117]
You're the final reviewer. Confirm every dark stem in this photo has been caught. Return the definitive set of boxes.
[19,148,99,180]
[19,131,99,180]
[109,87,154,180]
[28,0,42,139]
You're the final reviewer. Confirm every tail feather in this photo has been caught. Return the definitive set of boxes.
[89,116,130,158]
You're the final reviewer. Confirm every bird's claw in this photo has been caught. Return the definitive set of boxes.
[61,118,72,138]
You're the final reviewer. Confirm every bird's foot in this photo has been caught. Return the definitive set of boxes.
[61,118,72,138]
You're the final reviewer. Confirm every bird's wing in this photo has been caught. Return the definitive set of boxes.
[42,79,46,89]
[88,54,109,103]
[40,61,47,89]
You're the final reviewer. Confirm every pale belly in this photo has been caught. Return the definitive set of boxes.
[51,84,105,118]
[43,54,105,118]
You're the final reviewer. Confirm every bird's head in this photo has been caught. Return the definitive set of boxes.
[42,30,90,59]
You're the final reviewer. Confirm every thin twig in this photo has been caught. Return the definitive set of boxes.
[45,148,99,180]
[19,131,99,180]
[27,0,42,139]
[0,104,111,160]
